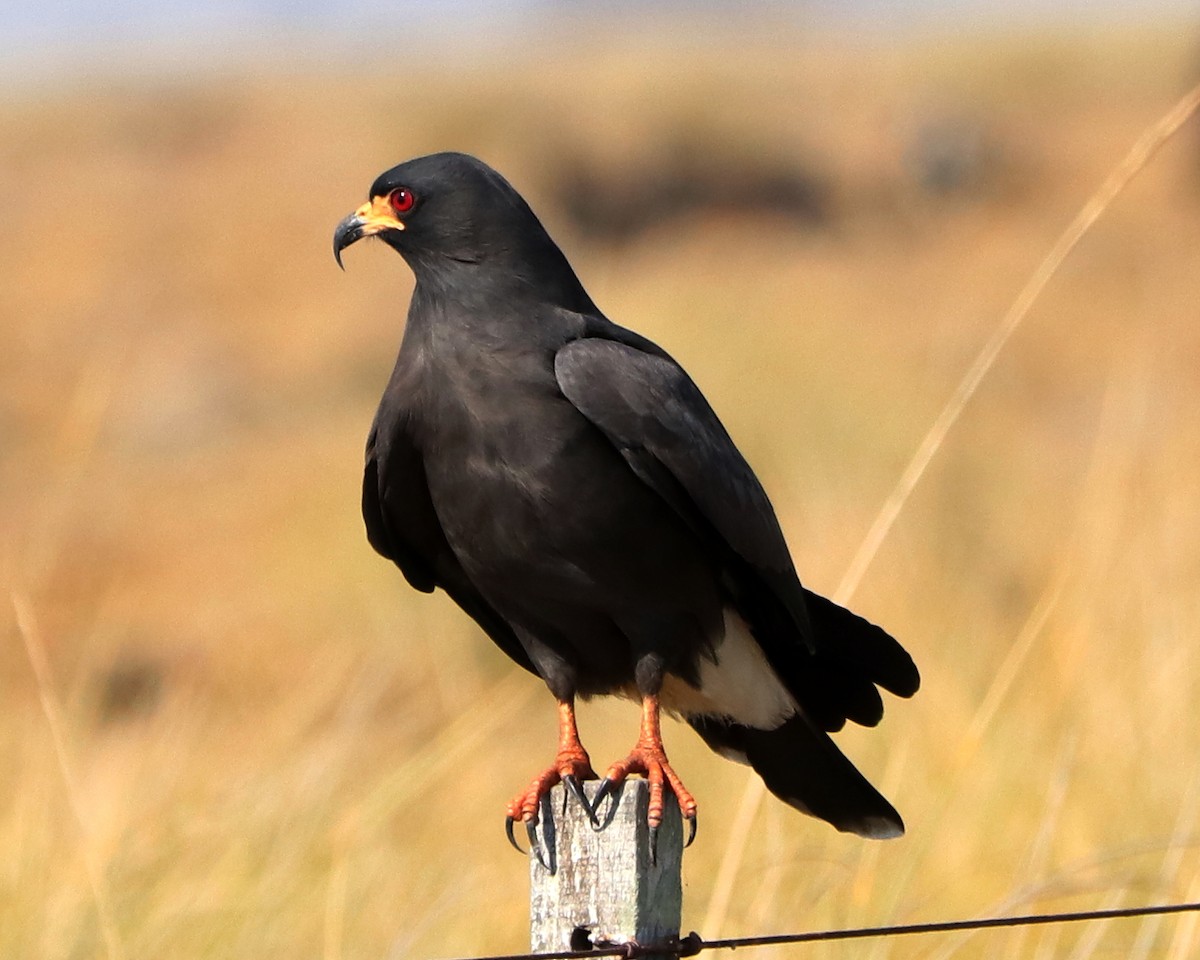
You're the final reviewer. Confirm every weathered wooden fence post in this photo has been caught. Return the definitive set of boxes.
[529,780,683,957]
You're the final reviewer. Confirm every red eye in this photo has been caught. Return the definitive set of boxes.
[388,188,415,214]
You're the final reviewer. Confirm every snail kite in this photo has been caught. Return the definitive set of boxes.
[333,152,919,856]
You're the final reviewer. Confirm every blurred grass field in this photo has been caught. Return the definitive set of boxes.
[3,23,1200,960]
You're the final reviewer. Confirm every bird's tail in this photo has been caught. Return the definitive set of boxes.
[688,713,905,839]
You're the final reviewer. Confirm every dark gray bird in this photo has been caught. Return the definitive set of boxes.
[333,152,918,856]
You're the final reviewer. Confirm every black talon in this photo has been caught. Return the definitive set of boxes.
[684,813,698,849]
[648,822,659,866]
[507,814,551,870]
[590,777,616,829]
[526,819,549,871]
[562,775,599,826]
[505,816,525,855]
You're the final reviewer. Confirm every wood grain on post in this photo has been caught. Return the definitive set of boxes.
[529,780,682,958]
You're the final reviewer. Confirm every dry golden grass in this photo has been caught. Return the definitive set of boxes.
[3,24,1200,960]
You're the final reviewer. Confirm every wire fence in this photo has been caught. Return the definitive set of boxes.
[436,900,1200,960]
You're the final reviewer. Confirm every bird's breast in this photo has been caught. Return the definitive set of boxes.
[417,370,701,600]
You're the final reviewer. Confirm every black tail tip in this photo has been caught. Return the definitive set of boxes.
[844,811,905,840]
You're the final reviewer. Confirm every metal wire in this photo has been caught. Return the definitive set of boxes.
[433,900,1200,960]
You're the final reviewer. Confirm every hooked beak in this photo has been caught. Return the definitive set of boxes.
[333,195,406,269]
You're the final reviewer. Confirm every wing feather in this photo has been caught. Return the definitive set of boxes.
[364,419,537,675]
[555,336,918,728]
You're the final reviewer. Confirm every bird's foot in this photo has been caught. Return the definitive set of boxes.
[594,740,698,861]
[505,746,598,867]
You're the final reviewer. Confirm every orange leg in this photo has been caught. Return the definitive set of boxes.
[505,699,597,854]
[596,693,698,852]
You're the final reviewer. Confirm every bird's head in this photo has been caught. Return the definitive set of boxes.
[333,153,589,308]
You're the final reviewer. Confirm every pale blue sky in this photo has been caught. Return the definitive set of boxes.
[4,1,1197,84]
